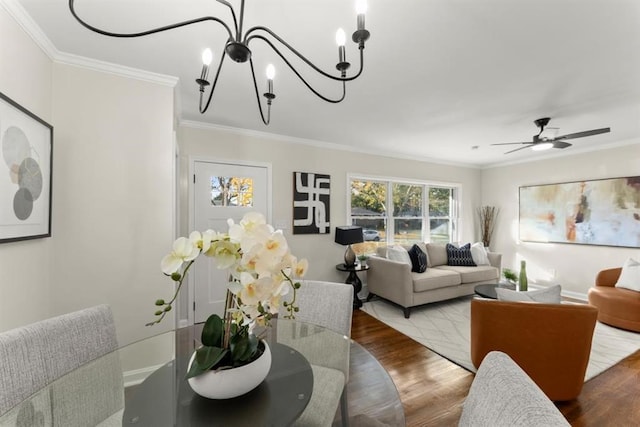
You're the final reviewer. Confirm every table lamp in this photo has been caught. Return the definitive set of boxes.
[335,226,364,267]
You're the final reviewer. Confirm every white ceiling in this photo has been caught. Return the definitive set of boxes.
[12,0,640,167]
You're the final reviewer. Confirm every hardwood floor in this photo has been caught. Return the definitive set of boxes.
[350,308,640,426]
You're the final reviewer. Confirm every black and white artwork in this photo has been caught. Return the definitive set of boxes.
[293,172,330,234]
[0,92,53,243]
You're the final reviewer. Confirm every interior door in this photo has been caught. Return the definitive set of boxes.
[193,160,269,323]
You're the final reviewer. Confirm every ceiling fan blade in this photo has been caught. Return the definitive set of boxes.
[504,145,532,154]
[552,140,571,149]
[491,142,532,146]
[554,127,610,140]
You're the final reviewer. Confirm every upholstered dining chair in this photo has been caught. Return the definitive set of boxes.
[280,280,354,427]
[470,298,598,401]
[0,304,124,426]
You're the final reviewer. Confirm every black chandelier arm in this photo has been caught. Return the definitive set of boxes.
[214,0,239,37]
[244,26,365,82]
[247,34,348,104]
[69,0,234,41]
[248,58,271,125]
[199,49,229,114]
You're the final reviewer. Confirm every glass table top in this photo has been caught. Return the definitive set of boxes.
[0,319,405,427]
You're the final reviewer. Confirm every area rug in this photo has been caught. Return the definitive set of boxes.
[361,296,640,380]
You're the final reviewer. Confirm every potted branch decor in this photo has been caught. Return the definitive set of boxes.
[477,206,499,249]
[148,212,308,399]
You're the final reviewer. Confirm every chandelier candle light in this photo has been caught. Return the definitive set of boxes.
[69,0,371,125]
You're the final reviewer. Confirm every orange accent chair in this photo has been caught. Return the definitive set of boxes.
[470,299,598,401]
[588,267,640,332]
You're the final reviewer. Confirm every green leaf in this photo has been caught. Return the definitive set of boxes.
[201,314,223,347]
[186,346,227,379]
[230,333,258,364]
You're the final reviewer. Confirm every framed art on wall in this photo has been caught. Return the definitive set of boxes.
[0,92,53,243]
[519,176,640,248]
[293,171,330,234]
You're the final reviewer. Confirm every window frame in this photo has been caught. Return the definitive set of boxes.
[347,173,462,245]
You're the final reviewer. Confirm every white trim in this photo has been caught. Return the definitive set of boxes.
[123,363,166,388]
[55,52,179,87]
[180,119,480,169]
[1,0,178,87]
[561,289,588,302]
[1,0,58,58]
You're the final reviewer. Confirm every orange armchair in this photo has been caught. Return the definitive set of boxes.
[470,299,598,401]
[588,267,640,332]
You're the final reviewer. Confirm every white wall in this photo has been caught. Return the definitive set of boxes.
[50,63,176,345]
[482,143,640,299]
[0,5,53,331]
[0,6,177,348]
[177,124,483,304]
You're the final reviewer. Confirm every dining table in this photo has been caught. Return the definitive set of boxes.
[0,318,405,427]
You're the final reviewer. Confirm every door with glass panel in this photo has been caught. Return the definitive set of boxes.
[193,160,270,323]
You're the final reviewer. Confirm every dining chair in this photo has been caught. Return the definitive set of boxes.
[0,304,124,426]
[281,280,354,427]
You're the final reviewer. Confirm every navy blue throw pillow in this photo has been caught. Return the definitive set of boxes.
[408,244,428,273]
[446,243,476,266]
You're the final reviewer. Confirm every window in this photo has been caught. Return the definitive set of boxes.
[349,176,459,247]
[210,176,254,207]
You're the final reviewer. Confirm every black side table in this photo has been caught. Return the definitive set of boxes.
[336,263,369,309]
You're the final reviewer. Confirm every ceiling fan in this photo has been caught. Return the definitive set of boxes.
[492,118,610,154]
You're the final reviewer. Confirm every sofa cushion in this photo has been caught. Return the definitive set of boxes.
[412,269,461,292]
[386,245,411,265]
[615,257,640,292]
[496,284,562,304]
[446,243,476,267]
[425,243,447,268]
[407,244,427,273]
[470,242,490,266]
[435,265,498,284]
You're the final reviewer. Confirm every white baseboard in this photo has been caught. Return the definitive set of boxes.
[561,289,588,302]
[123,363,167,388]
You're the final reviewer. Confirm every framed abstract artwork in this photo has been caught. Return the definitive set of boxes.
[293,171,330,234]
[519,176,640,248]
[0,92,53,243]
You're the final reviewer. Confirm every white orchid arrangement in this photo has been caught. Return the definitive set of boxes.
[148,212,308,377]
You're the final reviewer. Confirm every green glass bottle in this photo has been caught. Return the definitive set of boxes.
[519,260,528,292]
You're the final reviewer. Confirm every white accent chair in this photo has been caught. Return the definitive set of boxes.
[0,305,124,426]
[281,280,354,427]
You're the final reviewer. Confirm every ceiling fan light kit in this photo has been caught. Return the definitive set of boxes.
[492,117,611,155]
[68,0,371,126]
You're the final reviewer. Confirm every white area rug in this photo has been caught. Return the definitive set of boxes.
[361,296,640,380]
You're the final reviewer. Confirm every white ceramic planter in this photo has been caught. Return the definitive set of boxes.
[187,341,272,399]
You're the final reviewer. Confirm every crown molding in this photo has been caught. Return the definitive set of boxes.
[1,0,178,87]
[179,119,480,170]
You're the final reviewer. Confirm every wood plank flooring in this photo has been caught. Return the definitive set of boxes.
[350,308,640,426]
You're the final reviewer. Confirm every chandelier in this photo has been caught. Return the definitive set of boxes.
[69,0,371,125]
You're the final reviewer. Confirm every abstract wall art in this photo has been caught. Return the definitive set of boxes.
[293,171,330,234]
[0,92,53,243]
[519,176,640,248]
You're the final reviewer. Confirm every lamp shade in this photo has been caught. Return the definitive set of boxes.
[335,226,364,245]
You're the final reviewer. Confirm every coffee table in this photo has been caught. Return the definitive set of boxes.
[474,282,516,299]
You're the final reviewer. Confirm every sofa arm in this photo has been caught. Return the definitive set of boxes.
[459,351,569,426]
[487,252,502,271]
[595,267,621,287]
[367,256,414,307]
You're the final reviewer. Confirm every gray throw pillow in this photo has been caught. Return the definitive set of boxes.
[496,284,562,304]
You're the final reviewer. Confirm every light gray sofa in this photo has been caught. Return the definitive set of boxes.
[0,305,124,426]
[367,243,501,318]
[459,351,569,426]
